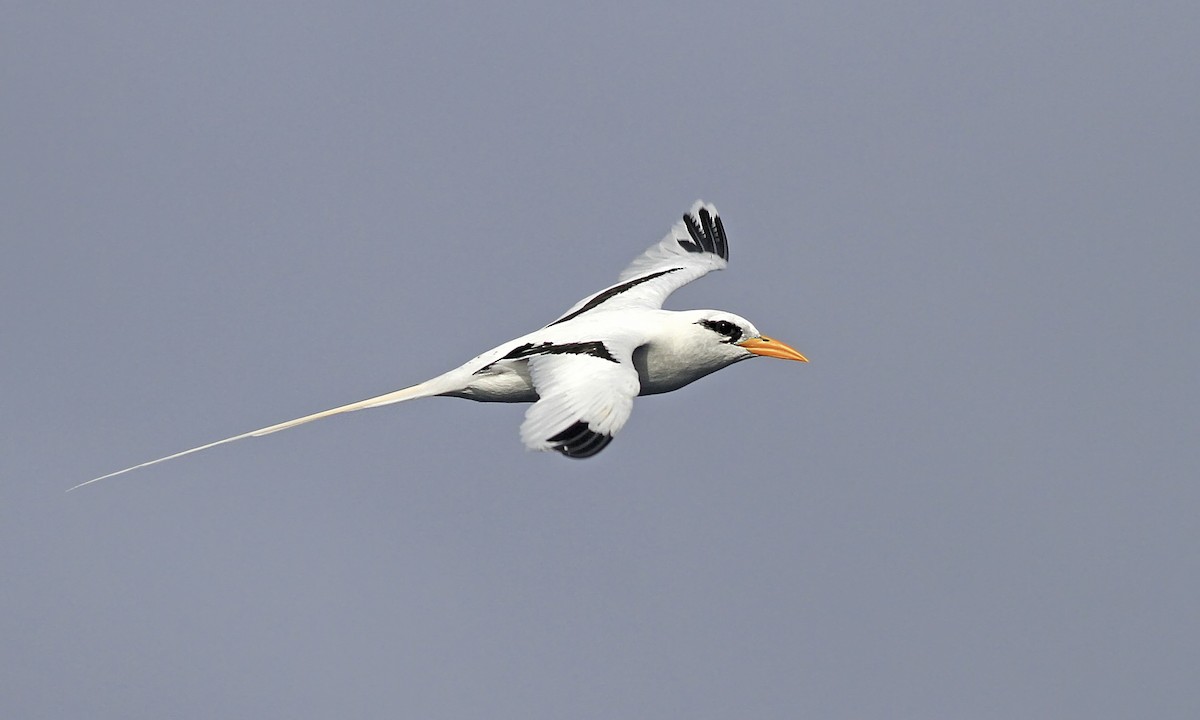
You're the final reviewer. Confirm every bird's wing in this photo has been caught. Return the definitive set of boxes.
[546,200,729,326]
[518,341,641,458]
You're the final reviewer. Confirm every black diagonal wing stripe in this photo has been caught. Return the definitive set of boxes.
[547,267,683,327]
[500,340,617,363]
[476,340,619,374]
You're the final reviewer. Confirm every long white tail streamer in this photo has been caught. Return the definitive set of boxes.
[69,381,439,492]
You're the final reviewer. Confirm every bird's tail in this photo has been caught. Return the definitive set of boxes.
[69,379,447,492]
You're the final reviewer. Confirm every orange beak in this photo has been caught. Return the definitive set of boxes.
[736,335,808,362]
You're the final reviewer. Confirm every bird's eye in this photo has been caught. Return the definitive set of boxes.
[699,319,743,342]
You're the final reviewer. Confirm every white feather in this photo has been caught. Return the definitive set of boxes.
[519,350,640,451]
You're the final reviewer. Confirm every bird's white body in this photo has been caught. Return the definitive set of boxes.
[443,308,754,403]
[74,201,806,489]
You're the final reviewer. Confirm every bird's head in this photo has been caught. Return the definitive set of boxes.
[691,310,808,364]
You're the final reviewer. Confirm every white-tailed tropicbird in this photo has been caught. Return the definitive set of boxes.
[73,201,807,490]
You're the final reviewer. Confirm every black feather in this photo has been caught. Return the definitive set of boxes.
[548,421,613,458]
[547,267,683,327]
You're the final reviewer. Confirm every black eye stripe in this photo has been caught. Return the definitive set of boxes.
[698,319,743,343]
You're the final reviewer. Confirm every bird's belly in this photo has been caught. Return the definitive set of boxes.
[448,363,538,403]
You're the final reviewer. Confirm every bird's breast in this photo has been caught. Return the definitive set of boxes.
[633,344,729,396]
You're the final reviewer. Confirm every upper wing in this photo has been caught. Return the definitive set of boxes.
[546,200,729,326]
[519,347,641,459]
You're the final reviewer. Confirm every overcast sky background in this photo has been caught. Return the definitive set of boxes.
[4,2,1198,718]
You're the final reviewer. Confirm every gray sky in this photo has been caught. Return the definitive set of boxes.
[4,2,1199,718]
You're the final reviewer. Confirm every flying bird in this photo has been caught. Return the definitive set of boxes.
[73,201,806,490]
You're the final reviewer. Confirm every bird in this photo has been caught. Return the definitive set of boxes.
[72,201,806,490]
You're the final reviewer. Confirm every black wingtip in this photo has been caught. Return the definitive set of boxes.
[679,206,728,261]
[681,213,705,254]
[713,215,728,261]
[548,421,613,459]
